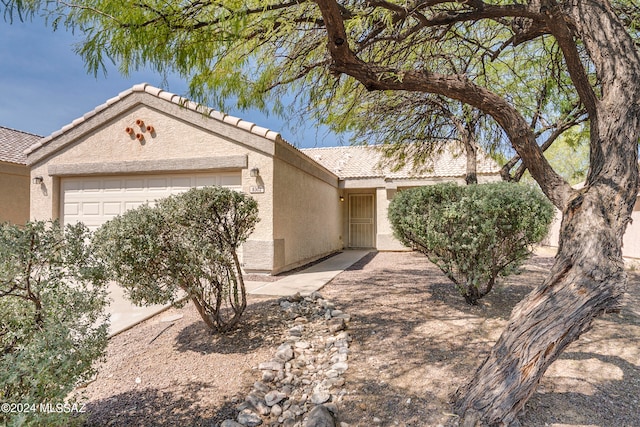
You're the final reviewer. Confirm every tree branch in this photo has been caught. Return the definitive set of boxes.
[314,0,573,209]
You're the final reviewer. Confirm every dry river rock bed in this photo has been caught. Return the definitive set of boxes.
[76,250,640,427]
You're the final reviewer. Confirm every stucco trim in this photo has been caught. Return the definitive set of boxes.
[47,155,248,176]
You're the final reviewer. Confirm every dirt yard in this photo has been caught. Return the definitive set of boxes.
[77,250,640,427]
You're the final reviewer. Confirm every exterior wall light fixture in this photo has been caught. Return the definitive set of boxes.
[32,176,44,185]
[340,196,345,202]
[250,168,260,177]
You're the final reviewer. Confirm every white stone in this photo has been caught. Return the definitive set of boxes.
[265,390,287,406]
[331,362,348,373]
[237,409,263,426]
[271,403,283,417]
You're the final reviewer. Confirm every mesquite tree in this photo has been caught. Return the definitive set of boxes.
[6,0,640,424]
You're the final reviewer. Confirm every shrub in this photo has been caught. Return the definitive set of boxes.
[0,221,109,427]
[389,182,554,304]
[94,186,259,333]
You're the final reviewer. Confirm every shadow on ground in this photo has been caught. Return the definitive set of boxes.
[174,299,287,355]
[320,251,640,426]
[82,383,238,426]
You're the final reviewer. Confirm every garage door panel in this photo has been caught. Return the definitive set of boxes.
[82,180,102,192]
[64,203,79,215]
[62,172,242,231]
[83,203,101,216]
[103,202,122,216]
[64,181,81,192]
[148,178,168,190]
[220,175,242,187]
[124,179,145,191]
[171,177,192,189]
[196,176,216,187]
[103,179,123,191]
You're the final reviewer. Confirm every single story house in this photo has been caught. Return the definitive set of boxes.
[25,83,501,274]
[0,126,42,225]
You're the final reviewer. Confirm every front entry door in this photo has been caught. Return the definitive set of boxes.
[349,194,375,248]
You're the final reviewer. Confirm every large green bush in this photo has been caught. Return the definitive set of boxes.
[0,221,109,427]
[389,182,554,304]
[94,186,259,333]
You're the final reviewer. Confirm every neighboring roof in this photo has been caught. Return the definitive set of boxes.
[301,145,501,180]
[25,83,282,157]
[0,126,42,165]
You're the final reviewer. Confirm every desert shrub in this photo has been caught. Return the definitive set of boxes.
[389,182,554,304]
[0,221,109,427]
[94,186,259,333]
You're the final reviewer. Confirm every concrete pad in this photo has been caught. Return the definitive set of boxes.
[105,250,371,336]
[107,282,172,337]
[248,250,371,297]
[244,280,272,293]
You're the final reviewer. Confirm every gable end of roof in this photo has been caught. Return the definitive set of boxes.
[24,83,282,158]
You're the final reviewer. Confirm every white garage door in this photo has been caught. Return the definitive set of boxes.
[62,172,242,230]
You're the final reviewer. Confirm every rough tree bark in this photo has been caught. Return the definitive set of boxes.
[313,0,640,424]
[453,2,640,424]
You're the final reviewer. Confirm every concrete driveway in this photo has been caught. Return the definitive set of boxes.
[106,250,372,337]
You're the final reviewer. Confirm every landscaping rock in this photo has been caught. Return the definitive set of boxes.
[237,409,263,426]
[271,403,283,417]
[239,292,350,426]
[246,392,270,415]
[259,361,284,371]
[328,318,346,333]
[305,405,336,427]
[275,344,294,362]
[265,390,287,406]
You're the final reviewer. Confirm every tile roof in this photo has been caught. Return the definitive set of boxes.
[25,83,282,156]
[0,126,42,165]
[301,145,501,179]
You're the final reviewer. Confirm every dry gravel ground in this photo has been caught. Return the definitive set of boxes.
[77,250,640,427]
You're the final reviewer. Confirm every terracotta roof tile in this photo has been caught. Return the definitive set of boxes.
[24,83,282,156]
[0,126,42,165]
[301,145,501,179]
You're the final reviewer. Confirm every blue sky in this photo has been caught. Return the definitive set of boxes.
[0,16,342,148]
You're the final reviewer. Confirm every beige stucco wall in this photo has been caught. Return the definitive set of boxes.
[28,99,284,273]
[623,197,640,259]
[375,187,407,251]
[271,145,342,274]
[0,161,30,225]
[546,196,640,260]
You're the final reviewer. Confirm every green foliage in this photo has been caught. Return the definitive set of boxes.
[542,125,590,185]
[389,182,554,304]
[94,187,259,333]
[0,221,109,427]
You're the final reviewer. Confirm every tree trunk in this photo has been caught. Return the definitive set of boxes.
[453,2,640,423]
[463,133,478,185]
[453,186,634,425]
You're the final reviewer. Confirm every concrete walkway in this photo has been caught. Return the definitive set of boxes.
[245,250,371,297]
[107,250,371,336]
